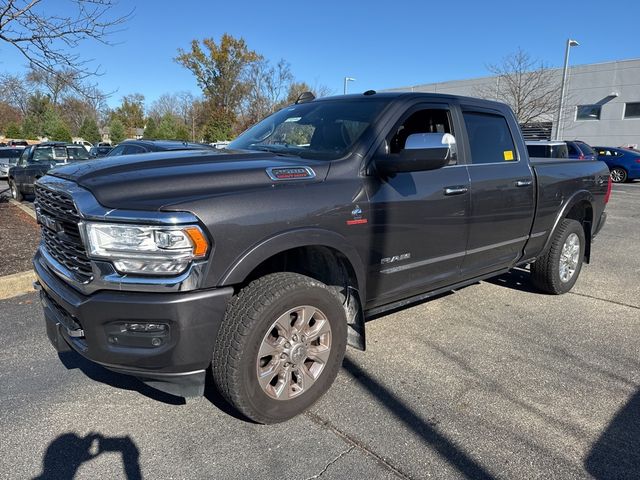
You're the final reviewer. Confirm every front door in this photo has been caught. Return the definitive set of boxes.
[365,103,471,307]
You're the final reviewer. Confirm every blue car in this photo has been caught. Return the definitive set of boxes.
[565,140,597,161]
[594,146,640,183]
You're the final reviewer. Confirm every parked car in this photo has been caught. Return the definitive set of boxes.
[565,140,596,160]
[33,92,610,424]
[89,146,113,158]
[106,139,215,157]
[8,139,29,147]
[526,140,569,158]
[73,140,94,152]
[594,146,640,183]
[0,147,25,178]
[8,142,90,201]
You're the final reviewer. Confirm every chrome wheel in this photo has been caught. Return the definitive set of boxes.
[610,168,626,183]
[559,233,580,282]
[256,305,332,400]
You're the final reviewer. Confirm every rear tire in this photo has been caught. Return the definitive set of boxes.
[531,219,585,295]
[610,167,627,183]
[212,272,347,424]
[9,180,23,201]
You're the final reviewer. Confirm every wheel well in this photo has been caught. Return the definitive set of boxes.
[565,200,593,263]
[243,245,366,350]
[244,245,359,297]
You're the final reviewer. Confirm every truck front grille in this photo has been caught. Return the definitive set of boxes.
[35,185,93,282]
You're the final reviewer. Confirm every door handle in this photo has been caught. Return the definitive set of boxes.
[443,186,469,196]
[515,179,533,187]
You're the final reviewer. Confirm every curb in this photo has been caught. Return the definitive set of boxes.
[9,199,37,221]
[0,270,36,300]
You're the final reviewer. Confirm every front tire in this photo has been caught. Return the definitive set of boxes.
[530,219,585,294]
[9,180,23,201]
[212,273,347,424]
[610,167,627,183]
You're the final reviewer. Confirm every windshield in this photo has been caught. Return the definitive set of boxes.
[32,145,90,162]
[229,99,387,160]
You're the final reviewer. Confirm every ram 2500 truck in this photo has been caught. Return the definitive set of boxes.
[33,92,610,424]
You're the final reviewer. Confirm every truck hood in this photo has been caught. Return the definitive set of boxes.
[49,148,330,210]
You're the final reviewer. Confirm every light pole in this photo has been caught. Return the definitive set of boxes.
[343,77,356,95]
[555,39,579,140]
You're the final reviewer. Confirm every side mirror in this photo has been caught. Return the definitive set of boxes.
[377,133,456,175]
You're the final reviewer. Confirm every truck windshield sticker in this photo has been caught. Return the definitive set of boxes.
[504,150,515,161]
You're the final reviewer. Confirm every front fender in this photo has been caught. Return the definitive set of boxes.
[219,228,366,296]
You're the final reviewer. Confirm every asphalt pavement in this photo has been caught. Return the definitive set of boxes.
[1,181,639,479]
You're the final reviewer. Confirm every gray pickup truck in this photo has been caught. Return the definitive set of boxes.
[33,92,610,423]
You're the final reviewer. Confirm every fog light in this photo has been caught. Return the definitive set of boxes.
[151,337,162,347]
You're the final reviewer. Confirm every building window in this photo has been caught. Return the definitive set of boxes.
[624,102,640,119]
[576,105,601,120]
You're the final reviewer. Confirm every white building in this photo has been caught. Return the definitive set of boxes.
[386,58,640,148]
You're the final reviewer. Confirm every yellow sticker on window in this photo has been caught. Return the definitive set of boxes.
[503,150,514,161]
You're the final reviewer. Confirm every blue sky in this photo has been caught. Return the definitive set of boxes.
[1,0,638,107]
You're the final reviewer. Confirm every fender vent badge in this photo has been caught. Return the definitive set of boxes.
[266,166,316,181]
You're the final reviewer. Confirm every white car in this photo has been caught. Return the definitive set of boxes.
[73,140,94,152]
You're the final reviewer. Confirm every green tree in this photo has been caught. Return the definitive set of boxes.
[4,121,22,138]
[156,113,178,140]
[111,93,145,136]
[201,109,234,142]
[42,107,63,139]
[144,117,158,139]
[175,123,190,141]
[50,122,72,142]
[79,117,101,144]
[175,34,260,115]
[21,116,39,139]
[109,118,125,144]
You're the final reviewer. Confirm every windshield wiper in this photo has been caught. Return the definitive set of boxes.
[249,145,299,157]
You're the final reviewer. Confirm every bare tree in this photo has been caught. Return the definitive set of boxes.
[475,48,560,125]
[0,72,32,115]
[0,0,131,77]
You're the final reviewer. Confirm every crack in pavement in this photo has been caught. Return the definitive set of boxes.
[569,291,640,310]
[304,445,355,480]
[305,411,412,479]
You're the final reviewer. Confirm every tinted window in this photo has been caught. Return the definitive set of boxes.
[107,145,126,157]
[123,145,146,155]
[624,102,640,119]
[67,146,89,160]
[0,149,22,159]
[576,105,601,120]
[576,142,595,156]
[463,112,517,164]
[566,143,579,155]
[526,144,568,158]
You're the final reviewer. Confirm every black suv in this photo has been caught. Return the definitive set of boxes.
[106,139,214,157]
[8,142,90,201]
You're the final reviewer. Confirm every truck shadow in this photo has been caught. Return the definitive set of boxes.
[484,267,539,294]
[58,351,185,405]
[585,388,640,480]
[33,432,141,480]
[342,356,496,479]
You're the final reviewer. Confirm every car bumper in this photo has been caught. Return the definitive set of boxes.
[34,250,233,397]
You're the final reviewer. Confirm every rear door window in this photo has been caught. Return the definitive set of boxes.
[462,112,517,164]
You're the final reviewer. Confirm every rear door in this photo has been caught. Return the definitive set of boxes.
[460,107,535,278]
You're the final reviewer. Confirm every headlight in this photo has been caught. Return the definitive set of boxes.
[84,222,209,275]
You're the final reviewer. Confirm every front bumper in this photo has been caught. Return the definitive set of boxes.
[34,249,233,397]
